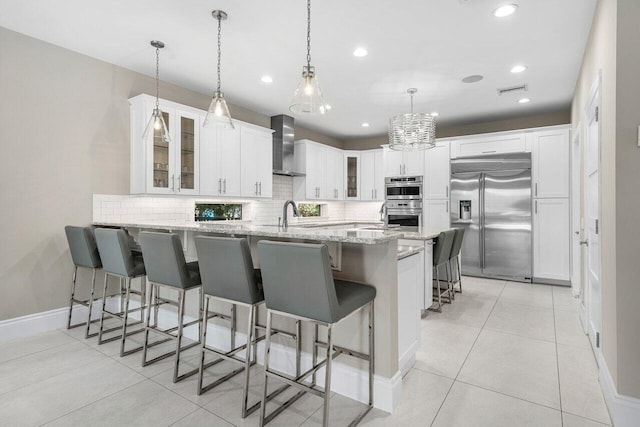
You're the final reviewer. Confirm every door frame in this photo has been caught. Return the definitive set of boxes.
[580,72,603,358]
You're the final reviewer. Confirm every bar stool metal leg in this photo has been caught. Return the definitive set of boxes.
[241,305,256,418]
[259,311,273,427]
[322,324,333,427]
[66,266,78,330]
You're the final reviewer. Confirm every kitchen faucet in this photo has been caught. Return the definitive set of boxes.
[282,200,300,228]
[379,202,387,223]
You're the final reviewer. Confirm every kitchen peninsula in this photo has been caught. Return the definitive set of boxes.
[93,219,441,412]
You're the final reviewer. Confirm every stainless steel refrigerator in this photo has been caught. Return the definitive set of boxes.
[450,153,532,282]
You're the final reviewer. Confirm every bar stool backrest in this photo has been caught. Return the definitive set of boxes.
[258,240,338,324]
[450,228,466,259]
[195,236,262,304]
[433,229,455,267]
[139,231,192,288]
[65,226,102,269]
[95,228,138,277]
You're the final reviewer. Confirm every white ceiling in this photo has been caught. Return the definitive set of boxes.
[0,0,596,140]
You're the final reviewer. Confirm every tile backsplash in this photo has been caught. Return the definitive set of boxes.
[93,175,381,224]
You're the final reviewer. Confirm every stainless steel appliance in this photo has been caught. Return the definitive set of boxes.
[385,176,423,227]
[450,153,532,282]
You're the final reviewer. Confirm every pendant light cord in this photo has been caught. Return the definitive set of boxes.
[306,0,311,68]
[410,92,414,114]
[217,15,222,93]
[155,46,160,110]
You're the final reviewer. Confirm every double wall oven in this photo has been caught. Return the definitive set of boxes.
[384,176,423,227]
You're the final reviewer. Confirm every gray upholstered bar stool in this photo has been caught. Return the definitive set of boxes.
[194,236,302,418]
[430,229,456,312]
[257,241,376,427]
[94,228,147,356]
[139,231,203,383]
[64,226,103,338]
[449,228,466,295]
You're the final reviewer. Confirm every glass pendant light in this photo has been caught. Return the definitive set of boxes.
[204,10,234,129]
[388,88,436,151]
[142,40,170,144]
[290,0,326,115]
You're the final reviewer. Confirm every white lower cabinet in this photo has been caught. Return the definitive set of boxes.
[397,247,424,376]
[423,199,450,230]
[533,198,571,282]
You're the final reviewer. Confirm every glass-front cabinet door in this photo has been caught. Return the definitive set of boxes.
[344,152,360,200]
[152,110,172,192]
[175,111,199,195]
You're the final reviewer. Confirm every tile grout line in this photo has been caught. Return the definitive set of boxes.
[429,279,507,427]
[0,333,78,366]
[551,289,564,427]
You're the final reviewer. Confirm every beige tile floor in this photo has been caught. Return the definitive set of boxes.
[0,277,612,426]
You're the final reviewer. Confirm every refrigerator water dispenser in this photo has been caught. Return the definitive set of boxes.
[460,200,472,220]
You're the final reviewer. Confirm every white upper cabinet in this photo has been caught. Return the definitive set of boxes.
[360,150,384,201]
[293,140,329,200]
[200,125,241,197]
[451,132,527,158]
[130,95,200,195]
[325,148,344,201]
[423,142,451,200]
[531,128,570,199]
[533,198,571,281]
[240,126,273,198]
[383,147,424,177]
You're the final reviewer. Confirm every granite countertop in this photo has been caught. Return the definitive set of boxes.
[92,220,444,245]
[397,245,425,260]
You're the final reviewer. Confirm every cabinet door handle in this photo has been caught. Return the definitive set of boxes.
[400,164,402,175]
[176,176,180,192]
[535,183,538,197]
[446,202,449,213]
[255,182,258,195]
[259,182,262,195]
[218,178,222,194]
[171,175,175,192]
[223,179,227,194]
[535,200,538,214]
[374,189,377,199]
[446,185,449,197]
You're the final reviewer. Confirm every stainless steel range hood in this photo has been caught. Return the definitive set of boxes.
[271,114,305,176]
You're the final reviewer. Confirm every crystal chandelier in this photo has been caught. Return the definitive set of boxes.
[388,88,436,151]
[204,10,234,128]
[142,40,170,143]
[290,0,326,115]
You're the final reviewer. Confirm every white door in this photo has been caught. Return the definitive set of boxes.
[374,150,384,200]
[306,143,326,199]
[240,127,260,197]
[217,126,241,196]
[325,149,343,200]
[583,87,601,352]
[424,143,450,199]
[198,116,220,196]
[571,129,582,296]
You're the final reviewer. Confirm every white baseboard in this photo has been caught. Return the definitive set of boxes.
[0,299,115,345]
[598,352,640,427]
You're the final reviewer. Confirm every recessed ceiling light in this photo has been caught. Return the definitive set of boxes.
[518,97,531,104]
[430,112,440,117]
[353,47,368,57]
[324,104,332,110]
[510,65,527,73]
[493,4,518,18]
[361,122,370,127]
[462,75,484,83]
[261,75,273,83]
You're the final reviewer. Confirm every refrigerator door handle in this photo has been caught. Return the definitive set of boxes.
[480,173,485,271]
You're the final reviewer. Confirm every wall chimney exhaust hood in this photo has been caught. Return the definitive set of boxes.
[271,114,305,176]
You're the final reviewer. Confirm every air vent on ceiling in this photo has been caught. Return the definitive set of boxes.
[497,84,528,96]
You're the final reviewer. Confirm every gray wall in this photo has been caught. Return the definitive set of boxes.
[344,110,571,151]
[614,0,640,398]
[0,27,340,321]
